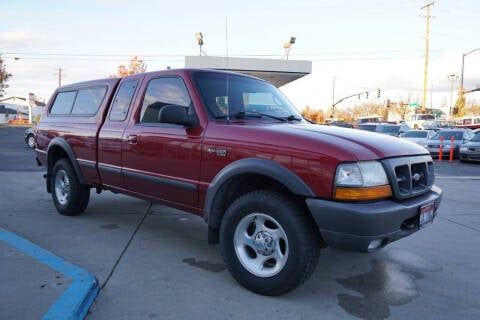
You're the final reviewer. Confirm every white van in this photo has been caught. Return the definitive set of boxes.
[406,114,436,129]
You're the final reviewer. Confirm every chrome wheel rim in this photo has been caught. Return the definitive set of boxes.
[234,213,289,277]
[54,169,70,206]
[27,136,35,148]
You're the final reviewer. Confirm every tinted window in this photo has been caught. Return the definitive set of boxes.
[376,125,399,133]
[357,124,377,131]
[109,80,138,121]
[403,131,427,138]
[140,77,191,123]
[50,91,77,114]
[71,87,107,115]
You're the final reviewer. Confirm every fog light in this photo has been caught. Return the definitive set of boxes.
[367,239,385,252]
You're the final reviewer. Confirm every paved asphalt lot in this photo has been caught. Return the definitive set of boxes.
[1,125,479,320]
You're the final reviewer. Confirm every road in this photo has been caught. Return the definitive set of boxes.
[0,125,479,320]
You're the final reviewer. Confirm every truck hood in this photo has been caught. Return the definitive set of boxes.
[213,122,430,162]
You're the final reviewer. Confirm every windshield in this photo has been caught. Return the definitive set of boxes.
[471,133,480,142]
[357,124,377,131]
[403,131,427,138]
[376,125,399,133]
[192,71,301,121]
[432,131,464,141]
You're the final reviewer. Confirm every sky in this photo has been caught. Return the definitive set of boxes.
[1,0,480,115]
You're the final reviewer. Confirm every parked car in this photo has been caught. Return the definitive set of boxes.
[376,123,411,136]
[353,116,384,128]
[329,120,354,128]
[459,131,480,162]
[357,123,379,132]
[24,127,36,148]
[424,129,475,158]
[400,130,436,146]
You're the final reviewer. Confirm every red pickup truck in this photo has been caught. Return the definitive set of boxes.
[35,68,442,295]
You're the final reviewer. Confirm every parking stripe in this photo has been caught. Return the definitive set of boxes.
[0,227,98,320]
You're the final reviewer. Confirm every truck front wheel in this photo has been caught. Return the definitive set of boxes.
[51,159,90,215]
[219,190,320,296]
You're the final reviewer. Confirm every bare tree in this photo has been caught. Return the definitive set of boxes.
[0,55,12,98]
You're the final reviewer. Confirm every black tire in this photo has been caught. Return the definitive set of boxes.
[26,134,35,148]
[51,159,90,216]
[219,190,320,296]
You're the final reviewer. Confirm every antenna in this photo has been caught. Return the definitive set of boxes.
[225,16,230,122]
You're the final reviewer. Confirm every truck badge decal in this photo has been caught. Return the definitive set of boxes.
[207,147,227,157]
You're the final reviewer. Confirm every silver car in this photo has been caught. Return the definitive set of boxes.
[459,131,480,162]
[400,129,435,146]
[424,129,475,159]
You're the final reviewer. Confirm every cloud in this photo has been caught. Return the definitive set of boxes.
[0,30,62,49]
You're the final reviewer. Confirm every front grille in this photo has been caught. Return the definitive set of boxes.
[382,155,434,200]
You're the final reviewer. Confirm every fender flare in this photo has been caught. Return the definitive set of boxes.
[46,137,85,192]
[203,157,315,228]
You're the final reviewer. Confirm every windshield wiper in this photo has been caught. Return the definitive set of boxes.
[215,111,303,122]
[283,115,303,121]
[215,111,287,122]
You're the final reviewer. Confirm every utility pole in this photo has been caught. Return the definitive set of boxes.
[420,1,434,113]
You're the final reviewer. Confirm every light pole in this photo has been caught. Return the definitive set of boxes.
[195,32,204,56]
[447,73,458,120]
[283,37,296,60]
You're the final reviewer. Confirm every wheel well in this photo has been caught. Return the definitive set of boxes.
[46,146,70,193]
[207,173,312,244]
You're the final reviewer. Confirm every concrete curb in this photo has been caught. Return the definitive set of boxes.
[0,227,98,320]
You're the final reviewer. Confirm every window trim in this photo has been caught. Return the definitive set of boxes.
[108,79,139,122]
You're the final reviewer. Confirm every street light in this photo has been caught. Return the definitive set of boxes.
[447,73,458,120]
[195,32,205,56]
[283,36,296,60]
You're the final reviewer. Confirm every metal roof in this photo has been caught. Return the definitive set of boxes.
[185,56,311,87]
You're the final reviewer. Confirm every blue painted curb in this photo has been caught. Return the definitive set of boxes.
[0,227,99,320]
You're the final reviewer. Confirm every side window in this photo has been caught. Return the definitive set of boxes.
[139,77,191,123]
[71,86,107,115]
[109,80,138,121]
[50,91,77,115]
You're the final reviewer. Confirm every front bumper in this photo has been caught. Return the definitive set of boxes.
[459,151,480,162]
[306,185,443,252]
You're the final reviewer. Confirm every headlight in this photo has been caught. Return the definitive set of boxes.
[334,161,392,201]
[460,146,467,152]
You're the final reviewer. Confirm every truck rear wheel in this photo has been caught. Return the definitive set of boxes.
[51,159,90,216]
[219,190,320,296]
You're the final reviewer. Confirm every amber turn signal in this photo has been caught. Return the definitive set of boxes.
[334,185,392,201]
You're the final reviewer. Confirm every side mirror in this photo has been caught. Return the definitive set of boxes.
[158,105,197,128]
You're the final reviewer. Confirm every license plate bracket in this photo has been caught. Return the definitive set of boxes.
[419,202,435,229]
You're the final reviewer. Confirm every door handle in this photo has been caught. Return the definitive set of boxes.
[127,134,138,144]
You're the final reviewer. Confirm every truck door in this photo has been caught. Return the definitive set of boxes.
[121,75,202,211]
[98,76,141,190]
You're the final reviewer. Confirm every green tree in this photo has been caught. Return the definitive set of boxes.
[0,55,12,98]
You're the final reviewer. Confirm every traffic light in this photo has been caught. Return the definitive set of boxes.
[377,89,381,98]
[366,92,369,99]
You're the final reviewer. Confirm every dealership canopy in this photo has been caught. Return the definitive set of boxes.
[185,56,311,87]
